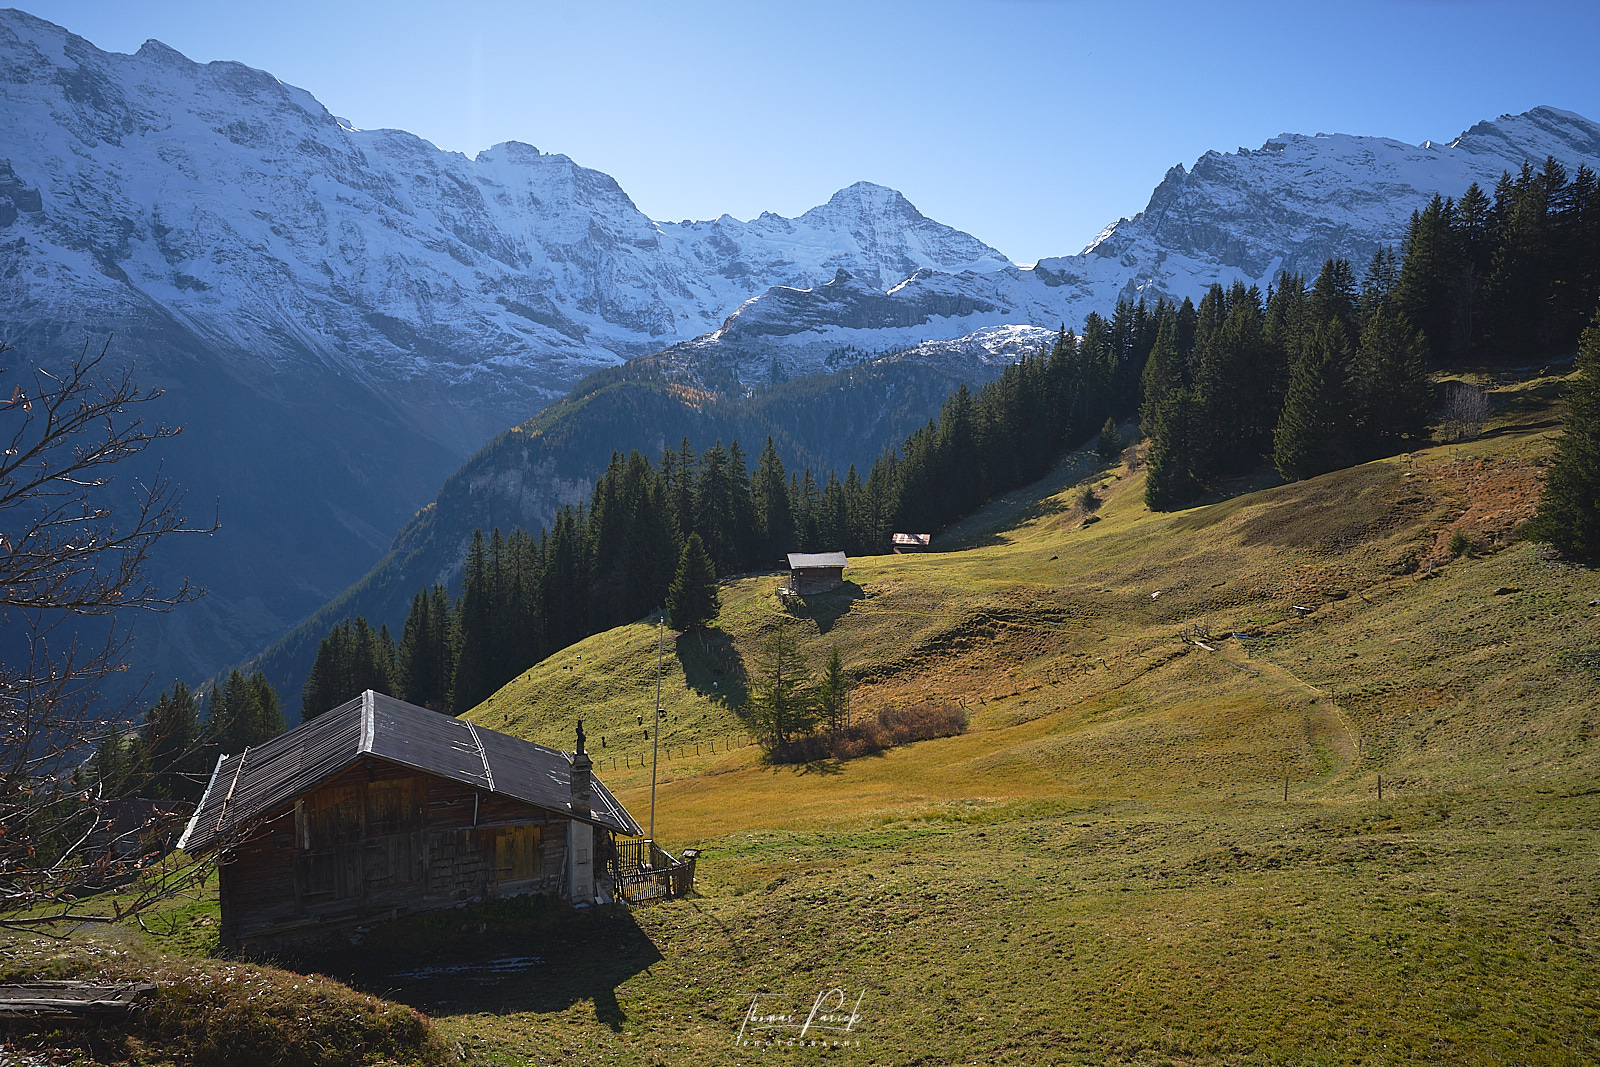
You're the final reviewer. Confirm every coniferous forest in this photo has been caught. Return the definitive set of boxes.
[293,159,1600,722]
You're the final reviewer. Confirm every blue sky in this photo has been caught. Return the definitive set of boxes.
[17,0,1600,263]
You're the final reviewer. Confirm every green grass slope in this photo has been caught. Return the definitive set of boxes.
[444,368,1600,1065]
[247,357,992,716]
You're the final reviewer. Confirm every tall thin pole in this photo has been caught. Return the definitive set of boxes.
[650,609,664,843]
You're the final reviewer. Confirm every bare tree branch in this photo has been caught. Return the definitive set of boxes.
[0,338,214,925]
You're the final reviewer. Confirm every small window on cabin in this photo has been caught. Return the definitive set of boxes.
[365,778,419,837]
[493,825,542,882]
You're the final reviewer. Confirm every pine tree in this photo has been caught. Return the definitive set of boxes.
[1525,314,1600,556]
[141,682,204,802]
[1097,417,1123,461]
[1273,320,1354,480]
[752,436,794,565]
[817,645,850,734]
[666,532,720,632]
[742,623,818,751]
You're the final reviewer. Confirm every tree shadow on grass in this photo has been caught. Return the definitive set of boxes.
[675,625,747,706]
[791,758,844,776]
[287,897,663,1031]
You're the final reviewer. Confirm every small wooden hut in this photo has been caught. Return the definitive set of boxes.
[892,533,932,553]
[786,552,848,595]
[178,691,641,954]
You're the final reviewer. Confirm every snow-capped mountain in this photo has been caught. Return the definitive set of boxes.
[0,8,1011,694]
[0,9,1008,451]
[5,5,1599,704]
[658,107,1600,388]
[1035,106,1600,314]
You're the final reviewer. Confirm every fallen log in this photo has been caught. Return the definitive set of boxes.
[0,982,156,1017]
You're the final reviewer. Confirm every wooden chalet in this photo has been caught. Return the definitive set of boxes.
[177,691,642,954]
[892,533,932,553]
[785,551,848,595]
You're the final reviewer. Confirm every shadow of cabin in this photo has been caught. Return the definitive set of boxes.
[294,895,665,1030]
[787,580,864,635]
[177,691,644,955]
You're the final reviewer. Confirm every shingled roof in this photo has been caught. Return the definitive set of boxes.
[178,691,641,854]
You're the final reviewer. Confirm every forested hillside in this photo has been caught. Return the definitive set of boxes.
[255,158,1600,722]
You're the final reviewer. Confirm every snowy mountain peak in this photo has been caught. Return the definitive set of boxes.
[0,7,1012,449]
[1064,107,1600,309]
[133,38,194,67]
[1450,105,1600,163]
[476,140,543,162]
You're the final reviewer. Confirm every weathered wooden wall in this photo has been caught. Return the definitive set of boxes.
[791,566,845,594]
[219,758,571,953]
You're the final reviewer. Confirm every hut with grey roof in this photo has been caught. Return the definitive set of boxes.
[178,691,641,954]
[785,552,849,595]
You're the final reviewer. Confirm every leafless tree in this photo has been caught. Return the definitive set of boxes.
[1440,381,1492,442]
[0,339,212,927]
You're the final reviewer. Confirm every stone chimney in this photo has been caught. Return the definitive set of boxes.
[570,719,592,819]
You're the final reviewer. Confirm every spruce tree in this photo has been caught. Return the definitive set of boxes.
[399,585,455,712]
[1525,315,1600,556]
[210,669,286,752]
[302,619,353,720]
[752,436,794,565]
[1348,307,1432,458]
[667,532,719,632]
[141,682,204,801]
[1098,417,1123,461]
[1273,320,1354,480]
[453,530,496,713]
[818,645,850,734]
[245,671,287,744]
[743,623,818,751]
[1144,388,1200,511]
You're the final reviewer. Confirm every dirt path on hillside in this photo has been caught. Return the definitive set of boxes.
[1221,645,1362,786]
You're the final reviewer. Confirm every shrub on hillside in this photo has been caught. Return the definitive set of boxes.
[766,702,967,764]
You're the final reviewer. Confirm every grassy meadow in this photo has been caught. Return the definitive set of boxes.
[8,368,1596,1065]
[437,369,1599,1064]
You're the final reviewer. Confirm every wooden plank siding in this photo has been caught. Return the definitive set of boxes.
[219,757,573,953]
[792,566,845,594]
